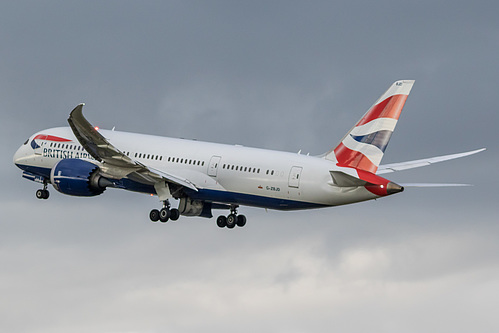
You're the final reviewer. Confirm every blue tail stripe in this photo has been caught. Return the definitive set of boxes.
[350,130,393,152]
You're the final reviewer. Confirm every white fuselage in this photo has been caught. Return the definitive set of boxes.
[14,127,379,210]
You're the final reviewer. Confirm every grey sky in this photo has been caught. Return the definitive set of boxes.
[1,1,498,332]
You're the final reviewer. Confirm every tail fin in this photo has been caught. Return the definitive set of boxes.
[325,80,415,173]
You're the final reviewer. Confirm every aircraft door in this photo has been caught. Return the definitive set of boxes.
[288,166,303,188]
[208,156,222,177]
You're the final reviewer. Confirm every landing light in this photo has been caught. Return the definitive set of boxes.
[94,126,99,131]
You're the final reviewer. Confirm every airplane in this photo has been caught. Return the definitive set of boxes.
[13,80,485,228]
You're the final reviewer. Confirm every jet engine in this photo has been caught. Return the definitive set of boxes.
[178,197,213,218]
[50,159,112,196]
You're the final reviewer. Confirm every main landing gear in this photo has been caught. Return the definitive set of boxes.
[149,199,180,223]
[36,181,50,200]
[216,206,246,229]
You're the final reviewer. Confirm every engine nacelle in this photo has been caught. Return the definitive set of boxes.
[178,197,213,218]
[50,159,110,197]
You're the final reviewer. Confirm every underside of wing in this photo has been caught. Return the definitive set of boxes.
[377,148,485,174]
[67,104,198,191]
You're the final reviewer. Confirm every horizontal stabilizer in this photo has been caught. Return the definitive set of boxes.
[330,171,367,187]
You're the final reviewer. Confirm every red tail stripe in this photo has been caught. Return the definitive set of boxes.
[357,170,390,196]
[356,94,408,126]
[334,142,378,173]
[34,134,72,142]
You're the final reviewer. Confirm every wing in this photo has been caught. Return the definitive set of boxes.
[376,148,486,174]
[400,183,472,187]
[67,103,198,192]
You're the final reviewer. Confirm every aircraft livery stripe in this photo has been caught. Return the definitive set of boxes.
[350,118,397,136]
[333,142,378,173]
[342,135,383,164]
[350,130,393,153]
[356,94,408,126]
[34,134,72,142]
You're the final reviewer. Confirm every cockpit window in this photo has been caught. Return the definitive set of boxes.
[23,139,29,145]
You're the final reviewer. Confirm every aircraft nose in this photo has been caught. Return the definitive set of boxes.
[13,145,27,166]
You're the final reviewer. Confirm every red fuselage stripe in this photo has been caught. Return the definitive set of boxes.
[34,134,72,142]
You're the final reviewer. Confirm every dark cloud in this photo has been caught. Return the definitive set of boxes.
[0,1,497,332]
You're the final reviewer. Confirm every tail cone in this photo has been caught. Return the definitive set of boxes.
[386,182,404,195]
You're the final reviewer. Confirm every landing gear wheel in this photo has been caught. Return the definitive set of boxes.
[159,208,170,223]
[169,209,180,221]
[150,209,160,222]
[36,189,49,199]
[236,215,247,227]
[226,214,237,229]
[217,215,227,228]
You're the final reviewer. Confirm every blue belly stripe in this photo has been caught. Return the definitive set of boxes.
[15,163,325,210]
[185,188,326,211]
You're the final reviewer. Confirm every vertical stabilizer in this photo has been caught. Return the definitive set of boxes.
[325,80,415,173]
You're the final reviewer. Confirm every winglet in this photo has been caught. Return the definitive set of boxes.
[68,103,104,161]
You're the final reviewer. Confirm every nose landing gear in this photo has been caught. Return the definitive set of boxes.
[36,180,50,200]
